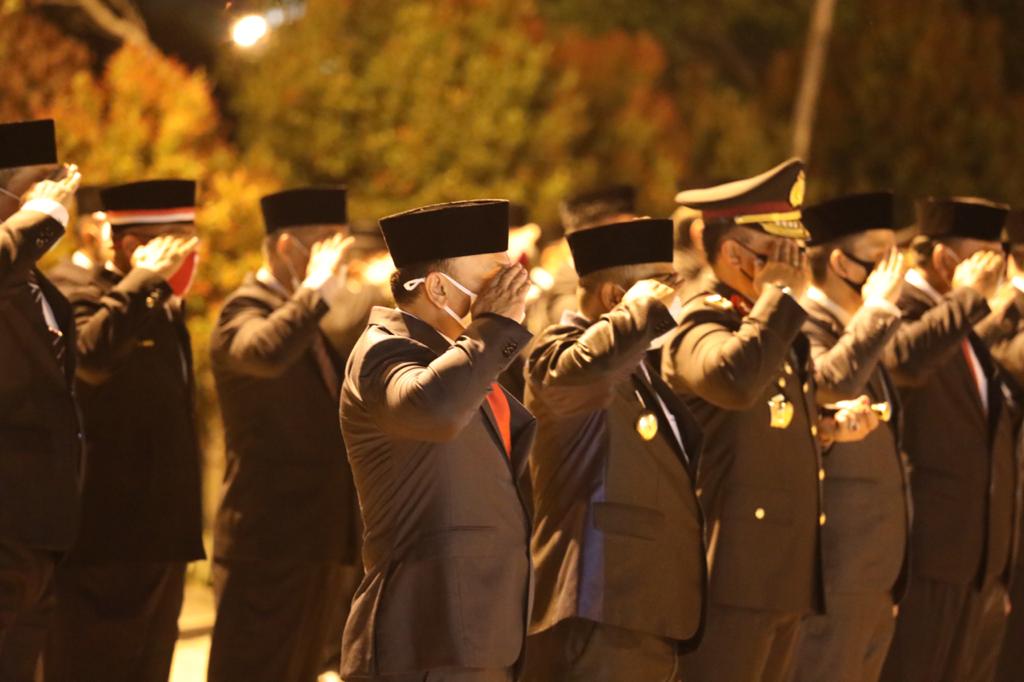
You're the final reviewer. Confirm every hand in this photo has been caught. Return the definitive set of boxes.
[622,275,682,310]
[472,263,530,322]
[303,233,354,290]
[952,250,1004,301]
[131,234,199,280]
[832,396,880,443]
[753,239,808,299]
[861,247,906,305]
[22,163,81,214]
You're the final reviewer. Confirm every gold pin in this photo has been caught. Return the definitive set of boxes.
[768,394,794,429]
[754,507,766,520]
[636,411,659,441]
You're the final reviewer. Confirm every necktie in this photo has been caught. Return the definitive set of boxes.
[961,339,985,408]
[26,271,66,370]
[312,333,340,400]
[485,383,512,457]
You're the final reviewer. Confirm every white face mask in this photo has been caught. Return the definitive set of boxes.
[403,272,478,328]
[648,295,685,350]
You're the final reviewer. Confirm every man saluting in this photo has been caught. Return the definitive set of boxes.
[340,200,534,682]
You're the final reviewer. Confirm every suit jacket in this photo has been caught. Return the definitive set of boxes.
[884,281,1022,587]
[340,307,534,677]
[0,209,82,551]
[62,265,204,563]
[524,300,706,647]
[977,288,1024,388]
[211,273,359,564]
[46,256,94,292]
[802,295,911,601]
[661,279,826,615]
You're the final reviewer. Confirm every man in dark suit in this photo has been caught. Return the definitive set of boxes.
[208,187,363,682]
[662,160,879,682]
[46,180,204,682]
[340,200,533,682]
[791,192,912,682]
[46,185,110,291]
[880,197,1022,682]
[0,119,82,682]
[521,217,705,681]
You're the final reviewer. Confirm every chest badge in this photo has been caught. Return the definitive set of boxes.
[768,393,794,429]
[636,411,659,441]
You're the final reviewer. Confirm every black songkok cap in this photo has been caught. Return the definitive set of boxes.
[675,158,808,240]
[915,196,1007,242]
[379,199,509,269]
[567,218,673,277]
[560,185,636,233]
[1004,209,1024,245]
[101,179,196,232]
[0,119,57,170]
[260,187,347,234]
[804,192,895,245]
[76,185,105,215]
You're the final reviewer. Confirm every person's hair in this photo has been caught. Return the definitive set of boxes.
[577,263,649,293]
[908,234,965,270]
[701,222,743,265]
[390,259,451,305]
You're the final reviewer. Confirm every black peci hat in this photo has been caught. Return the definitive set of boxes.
[804,192,895,245]
[76,185,105,215]
[102,179,196,233]
[0,119,58,170]
[675,158,808,240]
[260,187,347,234]
[566,218,674,277]
[560,185,636,233]
[379,199,509,269]
[915,197,1007,242]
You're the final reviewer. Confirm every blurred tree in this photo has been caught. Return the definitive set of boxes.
[226,0,687,226]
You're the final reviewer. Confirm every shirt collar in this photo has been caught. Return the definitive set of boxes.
[805,286,852,327]
[905,268,944,304]
[256,266,291,299]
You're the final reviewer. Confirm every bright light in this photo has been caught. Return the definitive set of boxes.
[231,14,269,48]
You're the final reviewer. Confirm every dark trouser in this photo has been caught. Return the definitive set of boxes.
[679,604,802,682]
[521,617,681,682]
[0,538,56,682]
[963,579,1010,682]
[355,669,512,682]
[208,557,361,682]
[788,592,896,682]
[45,561,185,682]
[879,575,993,682]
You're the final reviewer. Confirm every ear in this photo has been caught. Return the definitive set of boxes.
[932,243,954,278]
[276,233,292,258]
[828,248,848,278]
[422,271,449,308]
[721,239,742,268]
[599,281,626,310]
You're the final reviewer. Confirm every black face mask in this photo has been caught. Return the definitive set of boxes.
[835,251,877,292]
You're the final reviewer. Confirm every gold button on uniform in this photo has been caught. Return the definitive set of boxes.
[811,425,818,437]
[818,468,826,481]
[819,513,827,526]
[755,507,766,520]
[785,363,794,375]
[803,382,810,394]
[778,377,787,388]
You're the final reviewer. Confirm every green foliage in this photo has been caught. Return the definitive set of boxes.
[227,0,686,224]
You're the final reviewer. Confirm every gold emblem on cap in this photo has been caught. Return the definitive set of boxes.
[789,170,806,208]
[636,411,659,441]
[768,393,794,429]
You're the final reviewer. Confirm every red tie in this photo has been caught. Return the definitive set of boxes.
[961,339,984,401]
[485,383,512,457]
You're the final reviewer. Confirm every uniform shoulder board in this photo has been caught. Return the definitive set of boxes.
[704,293,733,311]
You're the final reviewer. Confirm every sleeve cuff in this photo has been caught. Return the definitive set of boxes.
[21,198,70,228]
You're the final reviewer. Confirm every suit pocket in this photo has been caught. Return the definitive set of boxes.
[592,501,665,540]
